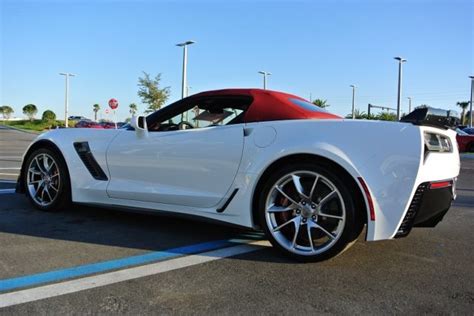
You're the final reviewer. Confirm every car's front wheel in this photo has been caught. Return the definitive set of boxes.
[258,162,362,262]
[24,148,71,211]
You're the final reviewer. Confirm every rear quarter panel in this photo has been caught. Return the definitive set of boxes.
[232,119,424,240]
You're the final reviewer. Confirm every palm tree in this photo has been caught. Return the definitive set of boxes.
[129,103,138,116]
[354,109,367,119]
[457,101,469,125]
[345,109,367,119]
[312,99,329,108]
[93,104,100,121]
[377,112,397,121]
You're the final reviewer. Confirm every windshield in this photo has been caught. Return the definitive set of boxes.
[456,128,468,135]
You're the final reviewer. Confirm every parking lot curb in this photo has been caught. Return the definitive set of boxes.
[0,124,41,135]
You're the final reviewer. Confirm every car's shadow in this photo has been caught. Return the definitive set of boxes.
[4,192,461,267]
[1,194,260,251]
[0,194,355,265]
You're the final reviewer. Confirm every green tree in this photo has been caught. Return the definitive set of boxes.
[376,112,397,121]
[312,99,329,108]
[93,104,100,121]
[345,109,368,119]
[137,72,170,113]
[22,104,38,121]
[129,103,138,116]
[0,105,14,120]
[457,101,469,125]
[41,110,56,123]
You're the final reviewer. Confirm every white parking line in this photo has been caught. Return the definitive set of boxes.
[0,189,15,194]
[0,240,269,308]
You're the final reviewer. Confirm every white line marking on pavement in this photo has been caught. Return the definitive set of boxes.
[0,240,270,308]
[0,189,15,194]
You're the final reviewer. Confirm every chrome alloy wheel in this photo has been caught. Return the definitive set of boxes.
[27,153,60,207]
[265,171,346,256]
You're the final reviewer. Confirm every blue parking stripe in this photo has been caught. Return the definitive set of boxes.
[0,239,236,292]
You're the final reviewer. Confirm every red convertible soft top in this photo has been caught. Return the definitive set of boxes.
[194,89,341,123]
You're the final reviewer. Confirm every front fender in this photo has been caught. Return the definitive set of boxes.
[17,129,121,202]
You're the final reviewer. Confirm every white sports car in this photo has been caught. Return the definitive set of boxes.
[17,89,460,261]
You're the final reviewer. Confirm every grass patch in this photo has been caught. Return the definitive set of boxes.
[1,120,71,132]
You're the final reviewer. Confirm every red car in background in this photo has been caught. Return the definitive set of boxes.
[456,128,474,152]
[74,120,104,129]
[100,122,116,129]
[99,122,127,129]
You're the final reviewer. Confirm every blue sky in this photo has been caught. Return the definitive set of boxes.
[1,0,473,121]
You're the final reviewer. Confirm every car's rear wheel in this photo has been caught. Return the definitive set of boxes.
[258,162,362,262]
[24,148,71,211]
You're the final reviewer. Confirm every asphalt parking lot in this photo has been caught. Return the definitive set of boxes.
[0,125,473,314]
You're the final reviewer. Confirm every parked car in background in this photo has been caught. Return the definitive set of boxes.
[100,122,116,129]
[69,116,88,122]
[456,128,474,152]
[462,127,474,135]
[98,121,127,129]
[74,120,104,129]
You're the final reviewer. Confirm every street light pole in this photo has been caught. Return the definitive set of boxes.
[469,76,474,128]
[59,72,76,128]
[176,40,195,99]
[176,40,195,121]
[407,97,412,113]
[258,71,271,89]
[350,85,356,119]
[394,56,407,121]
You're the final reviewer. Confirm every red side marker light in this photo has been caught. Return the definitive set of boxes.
[357,177,375,221]
[430,181,452,189]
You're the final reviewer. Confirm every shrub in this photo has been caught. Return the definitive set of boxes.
[42,110,56,123]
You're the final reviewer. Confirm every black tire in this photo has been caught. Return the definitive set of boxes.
[23,147,71,212]
[258,161,363,262]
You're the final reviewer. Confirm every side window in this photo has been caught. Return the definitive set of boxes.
[147,96,252,132]
[190,107,244,128]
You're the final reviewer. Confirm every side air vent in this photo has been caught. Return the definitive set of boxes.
[395,183,428,238]
[73,142,108,181]
[216,189,239,213]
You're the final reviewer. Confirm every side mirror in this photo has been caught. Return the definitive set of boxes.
[131,115,148,137]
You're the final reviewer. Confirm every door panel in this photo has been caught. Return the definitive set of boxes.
[106,125,244,208]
